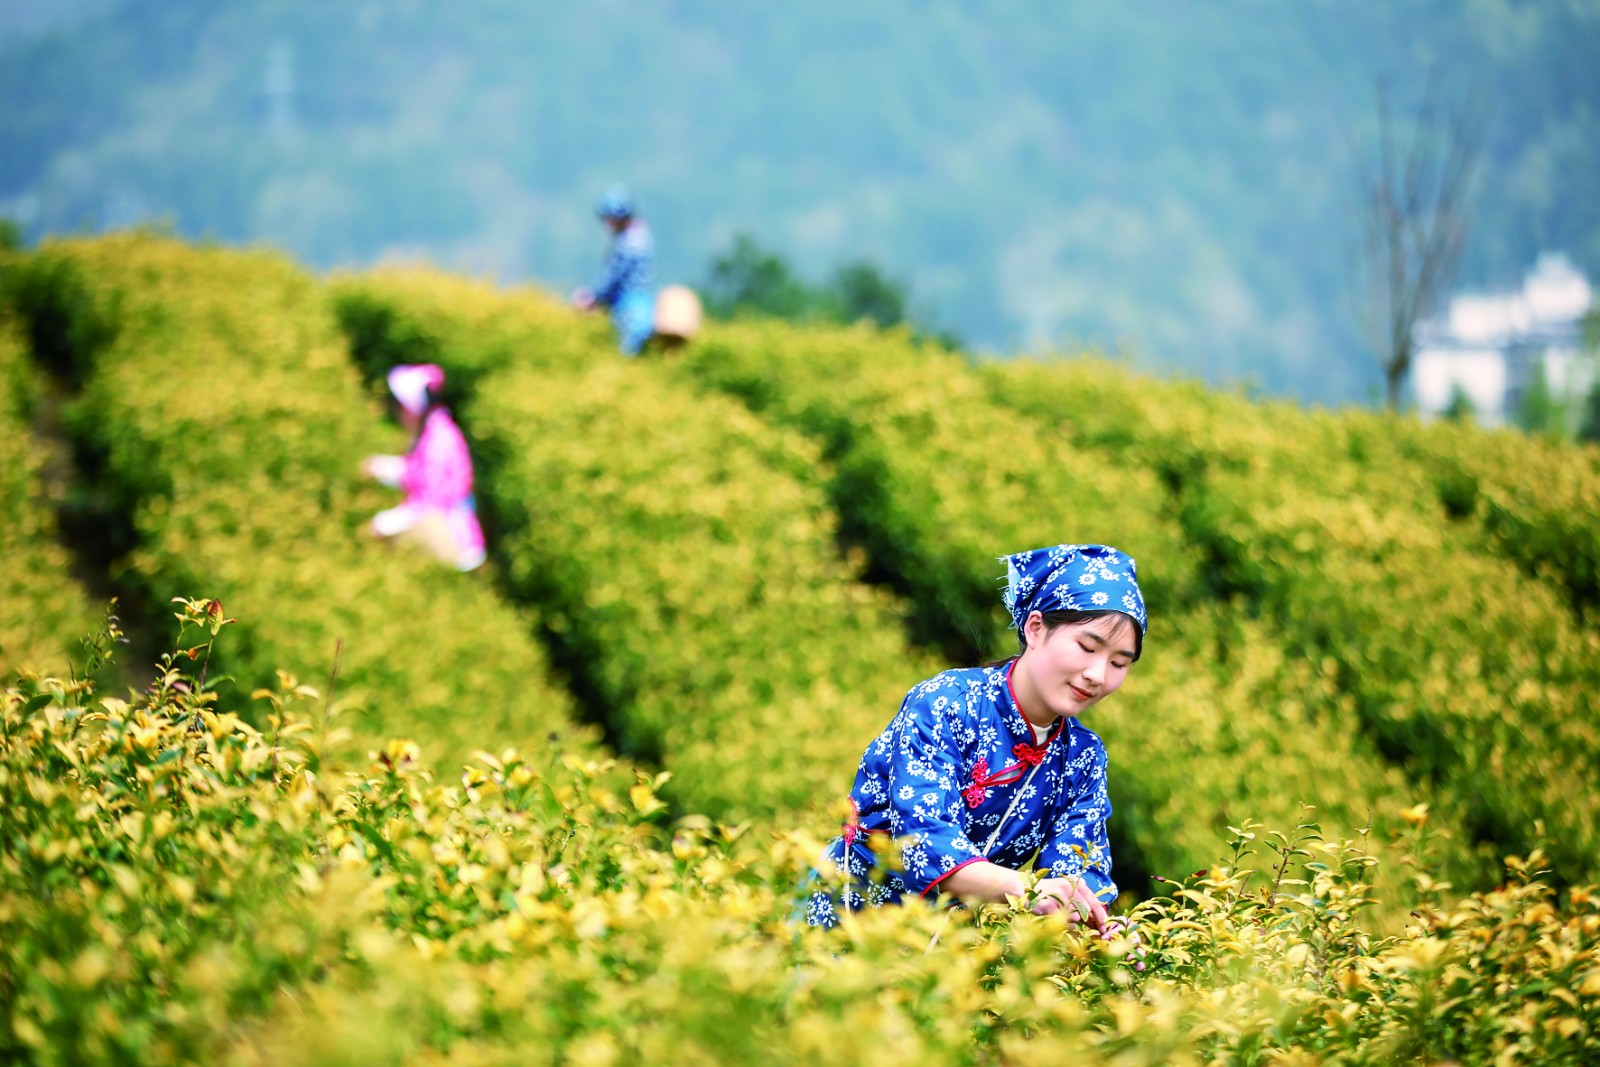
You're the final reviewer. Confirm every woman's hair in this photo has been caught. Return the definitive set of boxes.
[1017,608,1143,661]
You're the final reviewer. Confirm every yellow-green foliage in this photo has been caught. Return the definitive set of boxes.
[472,358,942,820]
[987,356,1600,888]
[683,322,1201,655]
[13,234,591,771]
[5,648,1597,1066]
[332,266,604,383]
[679,322,1449,902]
[1105,608,1434,909]
[6,237,1600,1062]
[1388,415,1600,616]
[326,271,943,821]
[0,320,97,675]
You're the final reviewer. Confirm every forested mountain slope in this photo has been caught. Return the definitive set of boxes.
[2,1,1597,403]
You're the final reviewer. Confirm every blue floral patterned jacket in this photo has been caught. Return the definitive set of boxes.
[804,660,1115,928]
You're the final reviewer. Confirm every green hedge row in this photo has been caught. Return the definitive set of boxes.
[677,323,1450,899]
[15,643,1597,1066]
[475,359,941,819]
[7,234,592,772]
[682,323,1202,662]
[0,314,99,676]
[13,233,1590,900]
[332,267,605,387]
[326,272,942,820]
[988,356,1600,888]
[1388,416,1600,619]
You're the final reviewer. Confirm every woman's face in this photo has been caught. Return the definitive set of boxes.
[1018,612,1138,720]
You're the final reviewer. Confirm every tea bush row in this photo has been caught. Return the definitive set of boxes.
[677,320,1450,902]
[470,357,944,820]
[0,316,99,676]
[0,612,664,1066]
[5,642,1597,1066]
[324,272,943,821]
[987,356,1600,888]
[1387,415,1600,618]
[332,267,606,388]
[682,323,1201,660]
[4,234,593,771]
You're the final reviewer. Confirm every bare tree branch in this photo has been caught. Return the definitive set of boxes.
[1358,72,1487,410]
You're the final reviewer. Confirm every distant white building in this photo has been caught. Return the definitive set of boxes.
[1412,253,1596,427]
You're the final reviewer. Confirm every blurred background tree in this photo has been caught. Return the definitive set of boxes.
[1580,305,1600,443]
[820,259,906,330]
[701,234,815,322]
[1356,76,1484,411]
[1578,385,1600,444]
[701,233,935,333]
[1514,364,1566,439]
[1441,383,1475,423]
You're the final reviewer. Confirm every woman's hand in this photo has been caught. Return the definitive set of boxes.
[570,286,595,310]
[1031,875,1108,931]
[942,863,1109,931]
[363,454,406,488]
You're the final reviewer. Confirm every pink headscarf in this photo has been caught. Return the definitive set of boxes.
[387,363,446,415]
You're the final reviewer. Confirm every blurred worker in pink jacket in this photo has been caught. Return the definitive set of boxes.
[361,363,487,572]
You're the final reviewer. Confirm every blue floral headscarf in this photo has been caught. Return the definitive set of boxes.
[1000,544,1147,640]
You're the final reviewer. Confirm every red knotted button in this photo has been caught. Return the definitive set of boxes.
[1012,740,1048,766]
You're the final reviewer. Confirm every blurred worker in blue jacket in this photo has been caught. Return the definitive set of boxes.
[572,185,657,355]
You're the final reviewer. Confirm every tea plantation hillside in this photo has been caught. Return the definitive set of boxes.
[330,267,945,821]
[0,236,598,773]
[2,233,1598,1065]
